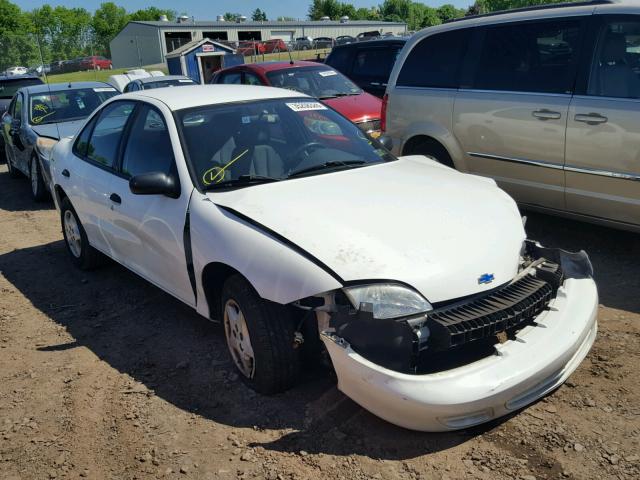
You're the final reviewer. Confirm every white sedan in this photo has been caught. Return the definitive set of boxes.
[49,85,598,431]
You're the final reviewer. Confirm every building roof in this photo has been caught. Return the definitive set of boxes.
[130,20,407,28]
[165,38,235,58]
[117,84,308,111]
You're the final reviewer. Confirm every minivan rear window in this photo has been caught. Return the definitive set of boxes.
[473,19,583,94]
[397,29,470,89]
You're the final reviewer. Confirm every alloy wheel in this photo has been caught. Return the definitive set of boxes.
[63,210,82,258]
[223,299,255,378]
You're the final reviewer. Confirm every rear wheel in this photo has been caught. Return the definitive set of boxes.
[30,156,48,201]
[403,137,455,169]
[60,197,102,270]
[221,274,300,394]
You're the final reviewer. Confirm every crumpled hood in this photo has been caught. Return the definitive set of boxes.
[31,119,85,140]
[209,157,525,303]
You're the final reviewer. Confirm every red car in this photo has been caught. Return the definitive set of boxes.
[211,61,383,136]
[237,41,266,56]
[263,39,288,53]
[79,56,112,71]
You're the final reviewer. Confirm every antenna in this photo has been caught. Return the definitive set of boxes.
[287,41,294,65]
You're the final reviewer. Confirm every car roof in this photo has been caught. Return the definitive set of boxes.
[230,61,328,74]
[117,84,310,110]
[19,81,113,95]
[331,38,407,50]
[137,75,194,84]
[0,74,41,81]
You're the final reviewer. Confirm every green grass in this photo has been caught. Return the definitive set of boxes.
[43,49,331,84]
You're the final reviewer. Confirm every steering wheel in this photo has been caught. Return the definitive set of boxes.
[289,142,326,161]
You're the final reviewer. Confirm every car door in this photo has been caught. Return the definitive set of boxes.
[565,14,640,227]
[2,96,16,160]
[7,92,27,173]
[66,101,136,254]
[453,18,585,210]
[106,102,195,306]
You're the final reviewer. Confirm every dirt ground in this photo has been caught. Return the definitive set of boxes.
[0,163,638,480]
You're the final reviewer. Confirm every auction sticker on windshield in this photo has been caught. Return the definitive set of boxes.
[286,102,327,112]
[93,87,117,92]
[318,70,337,77]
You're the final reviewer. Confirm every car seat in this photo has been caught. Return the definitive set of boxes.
[231,120,284,178]
[594,32,640,98]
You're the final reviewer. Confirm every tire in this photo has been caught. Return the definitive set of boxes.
[221,274,300,394]
[403,137,455,169]
[29,156,48,202]
[60,197,102,270]
[6,147,20,178]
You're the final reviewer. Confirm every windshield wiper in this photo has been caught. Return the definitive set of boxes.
[205,174,281,190]
[288,160,366,178]
[318,92,361,99]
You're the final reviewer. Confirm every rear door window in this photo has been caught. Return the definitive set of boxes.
[472,19,584,94]
[587,17,640,98]
[86,101,135,169]
[397,30,470,88]
[351,46,401,83]
[218,72,242,84]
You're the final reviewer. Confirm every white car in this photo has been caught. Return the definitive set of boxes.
[49,85,598,431]
[5,66,28,76]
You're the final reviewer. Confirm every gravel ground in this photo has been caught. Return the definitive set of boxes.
[0,163,638,480]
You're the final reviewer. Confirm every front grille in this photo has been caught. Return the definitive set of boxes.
[423,269,560,352]
[356,119,381,133]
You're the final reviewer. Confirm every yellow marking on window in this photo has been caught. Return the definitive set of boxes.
[201,149,249,185]
[31,111,55,124]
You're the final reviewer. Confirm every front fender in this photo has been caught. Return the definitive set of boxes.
[190,193,342,318]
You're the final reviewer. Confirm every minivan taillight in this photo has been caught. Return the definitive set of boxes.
[381,93,388,133]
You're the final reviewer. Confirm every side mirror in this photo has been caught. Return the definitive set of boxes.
[377,134,393,151]
[129,172,180,199]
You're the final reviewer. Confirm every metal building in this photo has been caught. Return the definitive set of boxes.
[109,19,408,69]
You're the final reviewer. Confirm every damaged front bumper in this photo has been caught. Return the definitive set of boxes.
[320,244,598,431]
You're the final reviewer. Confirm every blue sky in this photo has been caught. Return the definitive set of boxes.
[15,1,474,20]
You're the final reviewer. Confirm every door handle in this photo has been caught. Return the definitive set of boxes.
[532,109,561,120]
[109,193,121,204]
[574,113,608,125]
[61,169,70,178]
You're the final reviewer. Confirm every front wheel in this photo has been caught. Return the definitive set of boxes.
[30,156,48,201]
[221,274,300,394]
[60,197,102,270]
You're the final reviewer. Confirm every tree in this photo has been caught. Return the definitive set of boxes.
[251,8,267,21]
[31,6,93,62]
[129,7,176,22]
[308,0,342,20]
[475,0,567,12]
[436,4,464,23]
[0,0,39,70]
[92,2,128,56]
[223,12,241,22]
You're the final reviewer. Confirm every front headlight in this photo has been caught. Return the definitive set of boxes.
[36,136,58,161]
[343,283,433,319]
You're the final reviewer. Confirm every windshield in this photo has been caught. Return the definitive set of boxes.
[266,66,361,99]
[0,78,42,99]
[29,87,118,125]
[177,98,394,190]
[142,79,195,90]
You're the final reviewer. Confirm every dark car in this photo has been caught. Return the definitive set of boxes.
[293,37,313,50]
[313,37,334,49]
[2,81,118,200]
[325,38,407,98]
[336,35,356,46]
[0,74,43,161]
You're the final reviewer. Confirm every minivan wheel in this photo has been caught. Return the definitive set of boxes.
[30,156,48,201]
[221,274,300,394]
[404,137,455,169]
[60,197,102,270]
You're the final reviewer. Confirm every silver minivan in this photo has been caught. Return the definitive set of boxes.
[384,0,640,232]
